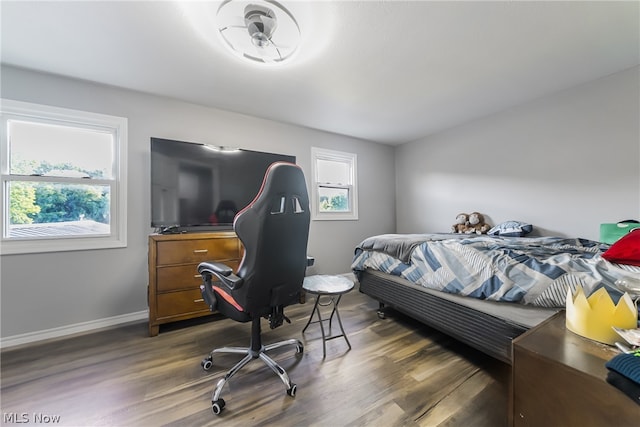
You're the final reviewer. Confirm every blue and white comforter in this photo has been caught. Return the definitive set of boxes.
[351,234,640,308]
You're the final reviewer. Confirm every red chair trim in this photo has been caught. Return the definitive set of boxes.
[214,286,244,312]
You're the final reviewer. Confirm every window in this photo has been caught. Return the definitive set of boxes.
[311,147,358,220]
[0,99,127,254]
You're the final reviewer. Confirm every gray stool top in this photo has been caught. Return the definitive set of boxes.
[303,275,355,296]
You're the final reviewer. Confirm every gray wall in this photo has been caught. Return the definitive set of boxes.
[396,66,640,239]
[0,65,396,339]
[3,64,638,342]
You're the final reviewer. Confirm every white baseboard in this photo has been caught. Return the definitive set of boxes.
[1,274,356,349]
[0,310,148,350]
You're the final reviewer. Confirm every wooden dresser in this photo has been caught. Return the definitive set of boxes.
[512,311,640,426]
[148,231,242,336]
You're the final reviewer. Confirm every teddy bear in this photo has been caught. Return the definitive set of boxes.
[466,212,490,234]
[451,213,470,233]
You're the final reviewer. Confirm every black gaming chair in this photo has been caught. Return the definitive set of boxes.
[197,162,311,415]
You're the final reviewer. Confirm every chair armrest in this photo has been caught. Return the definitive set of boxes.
[198,261,244,290]
[198,261,233,276]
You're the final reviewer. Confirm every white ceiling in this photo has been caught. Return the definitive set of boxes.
[2,1,639,145]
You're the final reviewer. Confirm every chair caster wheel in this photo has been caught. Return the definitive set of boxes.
[212,398,225,415]
[287,384,297,397]
[296,343,304,354]
[377,310,386,319]
[201,356,213,371]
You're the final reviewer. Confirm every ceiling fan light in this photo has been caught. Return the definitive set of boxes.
[216,0,300,65]
[251,33,271,48]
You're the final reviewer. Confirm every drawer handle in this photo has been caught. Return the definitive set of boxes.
[193,249,208,254]
[194,298,204,303]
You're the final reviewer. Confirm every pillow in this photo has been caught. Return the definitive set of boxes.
[602,229,640,266]
[487,220,533,237]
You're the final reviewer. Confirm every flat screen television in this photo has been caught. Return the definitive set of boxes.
[151,137,296,232]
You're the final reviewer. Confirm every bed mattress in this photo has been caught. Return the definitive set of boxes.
[353,233,637,307]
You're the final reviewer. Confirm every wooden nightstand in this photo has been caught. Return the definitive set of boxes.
[511,311,639,426]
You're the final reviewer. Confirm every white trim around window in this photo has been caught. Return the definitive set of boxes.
[311,147,358,221]
[0,99,128,255]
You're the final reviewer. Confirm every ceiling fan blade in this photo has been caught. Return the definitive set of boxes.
[259,15,278,37]
[219,14,245,29]
[247,42,281,63]
[269,39,297,51]
[219,24,247,33]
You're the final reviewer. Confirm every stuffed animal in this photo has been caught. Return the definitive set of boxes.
[467,212,490,234]
[451,213,470,233]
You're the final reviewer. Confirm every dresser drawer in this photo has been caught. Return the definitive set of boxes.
[156,238,241,265]
[156,289,210,318]
[157,265,202,292]
[157,260,241,292]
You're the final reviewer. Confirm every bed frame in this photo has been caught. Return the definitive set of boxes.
[357,269,558,364]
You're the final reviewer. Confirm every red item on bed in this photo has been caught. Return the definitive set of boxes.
[603,229,640,266]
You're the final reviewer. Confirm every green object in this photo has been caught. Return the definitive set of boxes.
[600,223,640,244]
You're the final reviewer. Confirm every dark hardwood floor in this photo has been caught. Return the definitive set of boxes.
[1,286,509,426]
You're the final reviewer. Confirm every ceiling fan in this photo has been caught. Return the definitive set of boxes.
[216,0,301,64]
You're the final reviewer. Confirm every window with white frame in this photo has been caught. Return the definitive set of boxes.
[0,99,127,254]
[311,147,358,220]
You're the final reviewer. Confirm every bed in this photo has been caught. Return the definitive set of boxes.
[351,233,640,364]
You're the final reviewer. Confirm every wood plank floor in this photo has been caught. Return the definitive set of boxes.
[1,286,509,426]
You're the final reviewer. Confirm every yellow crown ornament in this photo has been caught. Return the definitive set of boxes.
[565,286,638,345]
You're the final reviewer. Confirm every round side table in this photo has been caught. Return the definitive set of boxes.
[301,275,355,358]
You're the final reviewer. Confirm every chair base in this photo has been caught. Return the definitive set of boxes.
[202,338,304,415]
